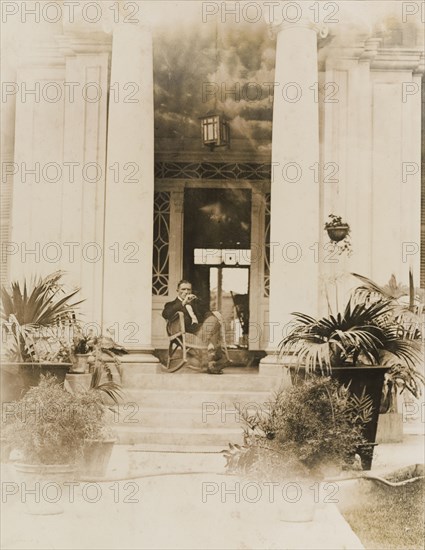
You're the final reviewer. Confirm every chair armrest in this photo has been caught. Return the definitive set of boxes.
[166,311,186,337]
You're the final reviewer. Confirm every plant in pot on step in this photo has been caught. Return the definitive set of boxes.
[223,376,372,522]
[278,296,422,470]
[69,330,94,374]
[0,271,83,400]
[65,326,128,397]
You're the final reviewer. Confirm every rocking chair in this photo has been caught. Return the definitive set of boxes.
[165,311,231,373]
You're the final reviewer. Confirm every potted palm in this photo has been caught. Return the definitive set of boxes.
[351,270,424,442]
[223,377,372,521]
[279,296,422,469]
[1,271,83,401]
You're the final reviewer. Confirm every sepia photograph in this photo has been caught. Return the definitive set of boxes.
[1,0,424,548]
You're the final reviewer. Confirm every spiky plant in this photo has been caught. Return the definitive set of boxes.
[351,270,424,340]
[279,298,422,374]
[1,271,83,362]
[89,364,124,407]
[350,270,424,412]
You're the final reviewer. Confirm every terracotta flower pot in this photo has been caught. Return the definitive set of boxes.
[70,354,90,373]
[80,439,116,478]
[14,463,76,515]
[64,373,92,393]
[278,481,317,522]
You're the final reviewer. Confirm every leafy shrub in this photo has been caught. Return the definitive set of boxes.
[224,376,372,480]
[3,375,113,465]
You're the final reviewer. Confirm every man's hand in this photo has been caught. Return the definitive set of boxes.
[182,294,197,306]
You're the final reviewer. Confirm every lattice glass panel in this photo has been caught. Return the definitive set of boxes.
[264,193,271,297]
[155,162,271,181]
[152,192,170,296]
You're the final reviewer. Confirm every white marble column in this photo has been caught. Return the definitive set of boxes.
[102,22,159,371]
[261,18,324,373]
[9,33,111,326]
[59,36,111,324]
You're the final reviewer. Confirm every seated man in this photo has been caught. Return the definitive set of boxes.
[162,280,224,374]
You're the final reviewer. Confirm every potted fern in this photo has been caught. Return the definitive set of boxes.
[224,377,372,521]
[3,374,121,503]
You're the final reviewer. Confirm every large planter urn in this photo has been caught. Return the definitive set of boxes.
[289,364,390,470]
[330,365,390,470]
[0,362,71,402]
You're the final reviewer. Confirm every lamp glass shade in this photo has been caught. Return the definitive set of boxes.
[200,114,229,149]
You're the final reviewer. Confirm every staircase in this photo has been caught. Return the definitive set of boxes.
[113,364,280,451]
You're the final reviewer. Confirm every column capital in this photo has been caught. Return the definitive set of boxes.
[267,19,328,41]
[56,32,112,57]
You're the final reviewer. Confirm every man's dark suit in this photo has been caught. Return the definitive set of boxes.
[162,297,210,334]
[162,296,223,371]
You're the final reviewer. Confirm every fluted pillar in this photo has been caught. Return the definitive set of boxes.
[102,22,159,371]
[261,18,324,373]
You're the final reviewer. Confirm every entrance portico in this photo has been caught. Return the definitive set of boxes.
[2,6,423,375]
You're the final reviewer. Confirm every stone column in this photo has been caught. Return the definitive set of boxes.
[260,18,325,374]
[102,22,159,371]
[59,35,111,324]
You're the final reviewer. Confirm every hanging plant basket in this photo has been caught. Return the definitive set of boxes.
[326,224,350,242]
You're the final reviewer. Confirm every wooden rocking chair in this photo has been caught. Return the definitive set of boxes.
[164,311,231,373]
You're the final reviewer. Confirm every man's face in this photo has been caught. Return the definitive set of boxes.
[177,283,192,301]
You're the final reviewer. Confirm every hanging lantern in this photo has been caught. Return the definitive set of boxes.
[200,112,230,151]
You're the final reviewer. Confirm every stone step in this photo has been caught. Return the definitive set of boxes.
[121,371,278,391]
[111,404,266,429]
[119,389,272,409]
[115,425,244,447]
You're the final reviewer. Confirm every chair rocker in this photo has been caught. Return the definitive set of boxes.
[164,311,231,373]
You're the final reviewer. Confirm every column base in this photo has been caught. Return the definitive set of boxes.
[120,350,161,374]
[259,351,295,389]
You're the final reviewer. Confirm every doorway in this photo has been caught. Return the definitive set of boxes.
[183,188,252,347]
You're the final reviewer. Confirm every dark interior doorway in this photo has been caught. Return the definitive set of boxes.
[183,188,252,346]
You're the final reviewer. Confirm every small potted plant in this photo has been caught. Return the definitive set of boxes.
[69,332,94,374]
[324,214,353,256]
[224,377,371,521]
[64,327,127,395]
[324,214,350,242]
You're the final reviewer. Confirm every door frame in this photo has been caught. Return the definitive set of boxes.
[152,179,270,350]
